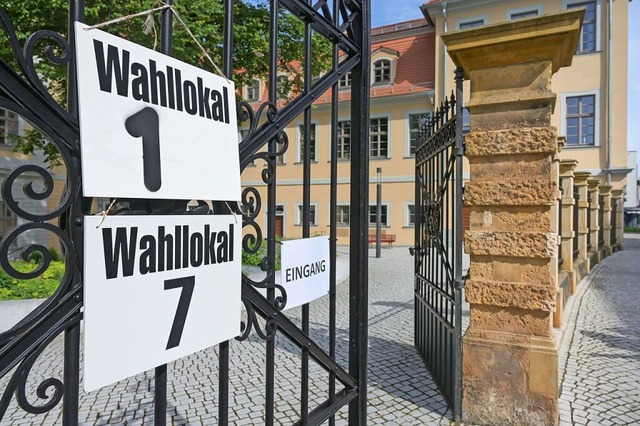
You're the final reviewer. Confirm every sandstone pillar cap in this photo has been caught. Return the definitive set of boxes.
[441,10,584,79]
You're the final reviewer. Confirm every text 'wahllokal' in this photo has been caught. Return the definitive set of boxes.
[93,40,231,123]
[102,224,235,280]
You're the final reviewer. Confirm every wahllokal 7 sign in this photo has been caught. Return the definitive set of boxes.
[74,22,240,201]
[83,215,241,392]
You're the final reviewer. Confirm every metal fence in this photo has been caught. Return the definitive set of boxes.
[572,186,579,261]
[413,69,464,420]
[599,195,605,248]
[611,197,617,246]
[558,180,564,271]
[586,195,592,251]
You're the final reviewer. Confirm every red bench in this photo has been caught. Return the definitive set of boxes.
[368,232,396,248]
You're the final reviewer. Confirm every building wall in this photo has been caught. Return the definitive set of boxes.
[240,21,436,246]
[423,0,629,190]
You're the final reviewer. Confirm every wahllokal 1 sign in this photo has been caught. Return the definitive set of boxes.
[74,22,240,200]
[83,215,241,392]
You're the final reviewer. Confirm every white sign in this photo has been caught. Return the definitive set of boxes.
[83,214,241,392]
[280,236,330,310]
[75,22,240,200]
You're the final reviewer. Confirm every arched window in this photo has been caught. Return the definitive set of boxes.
[373,59,391,84]
[276,75,289,99]
[245,79,261,102]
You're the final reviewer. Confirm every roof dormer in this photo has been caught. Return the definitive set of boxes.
[371,47,400,86]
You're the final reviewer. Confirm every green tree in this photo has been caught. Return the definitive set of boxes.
[0,0,332,166]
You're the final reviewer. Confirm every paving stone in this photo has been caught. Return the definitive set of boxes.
[558,236,640,426]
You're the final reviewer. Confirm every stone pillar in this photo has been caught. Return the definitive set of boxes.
[611,189,624,250]
[574,172,590,274]
[441,10,584,426]
[559,160,577,276]
[587,178,600,263]
[600,185,612,256]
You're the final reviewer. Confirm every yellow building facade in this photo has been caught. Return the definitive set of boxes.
[240,0,629,246]
[423,0,630,189]
[240,20,437,246]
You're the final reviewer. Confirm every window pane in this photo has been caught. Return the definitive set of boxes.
[511,10,538,20]
[299,124,316,162]
[568,2,596,52]
[566,95,595,145]
[368,205,388,226]
[338,121,351,160]
[459,19,484,29]
[408,205,416,225]
[408,113,429,155]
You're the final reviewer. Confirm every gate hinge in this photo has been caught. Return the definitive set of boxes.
[455,273,469,289]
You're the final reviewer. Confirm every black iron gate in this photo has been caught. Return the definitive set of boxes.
[412,69,464,419]
[0,1,370,424]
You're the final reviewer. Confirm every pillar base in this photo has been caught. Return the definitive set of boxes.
[462,331,558,426]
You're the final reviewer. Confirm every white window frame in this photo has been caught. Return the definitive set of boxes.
[372,59,392,85]
[276,75,289,99]
[507,5,542,20]
[338,72,351,89]
[560,90,601,147]
[404,203,416,228]
[368,203,390,227]
[405,111,431,157]
[564,0,601,52]
[335,119,351,161]
[295,203,318,226]
[455,15,487,30]
[296,122,318,163]
[369,116,391,159]
[0,108,20,146]
[336,203,350,227]
[245,79,261,102]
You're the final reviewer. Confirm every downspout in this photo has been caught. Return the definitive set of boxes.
[607,0,612,184]
[442,1,448,104]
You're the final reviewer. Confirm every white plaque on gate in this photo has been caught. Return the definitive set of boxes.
[75,22,240,200]
[83,215,241,391]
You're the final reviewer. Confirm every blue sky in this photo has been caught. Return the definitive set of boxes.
[371,0,640,169]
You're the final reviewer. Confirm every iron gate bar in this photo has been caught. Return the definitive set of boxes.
[265,1,278,423]
[301,2,313,421]
[218,0,234,423]
[328,0,341,423]
[348,0,370,423]
[293,388,359,426]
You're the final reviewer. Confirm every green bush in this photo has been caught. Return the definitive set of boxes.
[0,260,66,301]
[624,227,640,233]
[242,237,282,270]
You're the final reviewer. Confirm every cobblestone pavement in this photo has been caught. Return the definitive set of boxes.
[558,235,640,426]
[1,247,456,425]
[5,236,635,425]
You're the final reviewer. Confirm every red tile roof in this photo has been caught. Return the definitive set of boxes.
[245,19,435,107]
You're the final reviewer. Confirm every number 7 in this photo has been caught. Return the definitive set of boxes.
[164,276,195,350]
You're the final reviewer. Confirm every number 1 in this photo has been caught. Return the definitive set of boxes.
[164,276,195,350]
[125,107,162,192]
